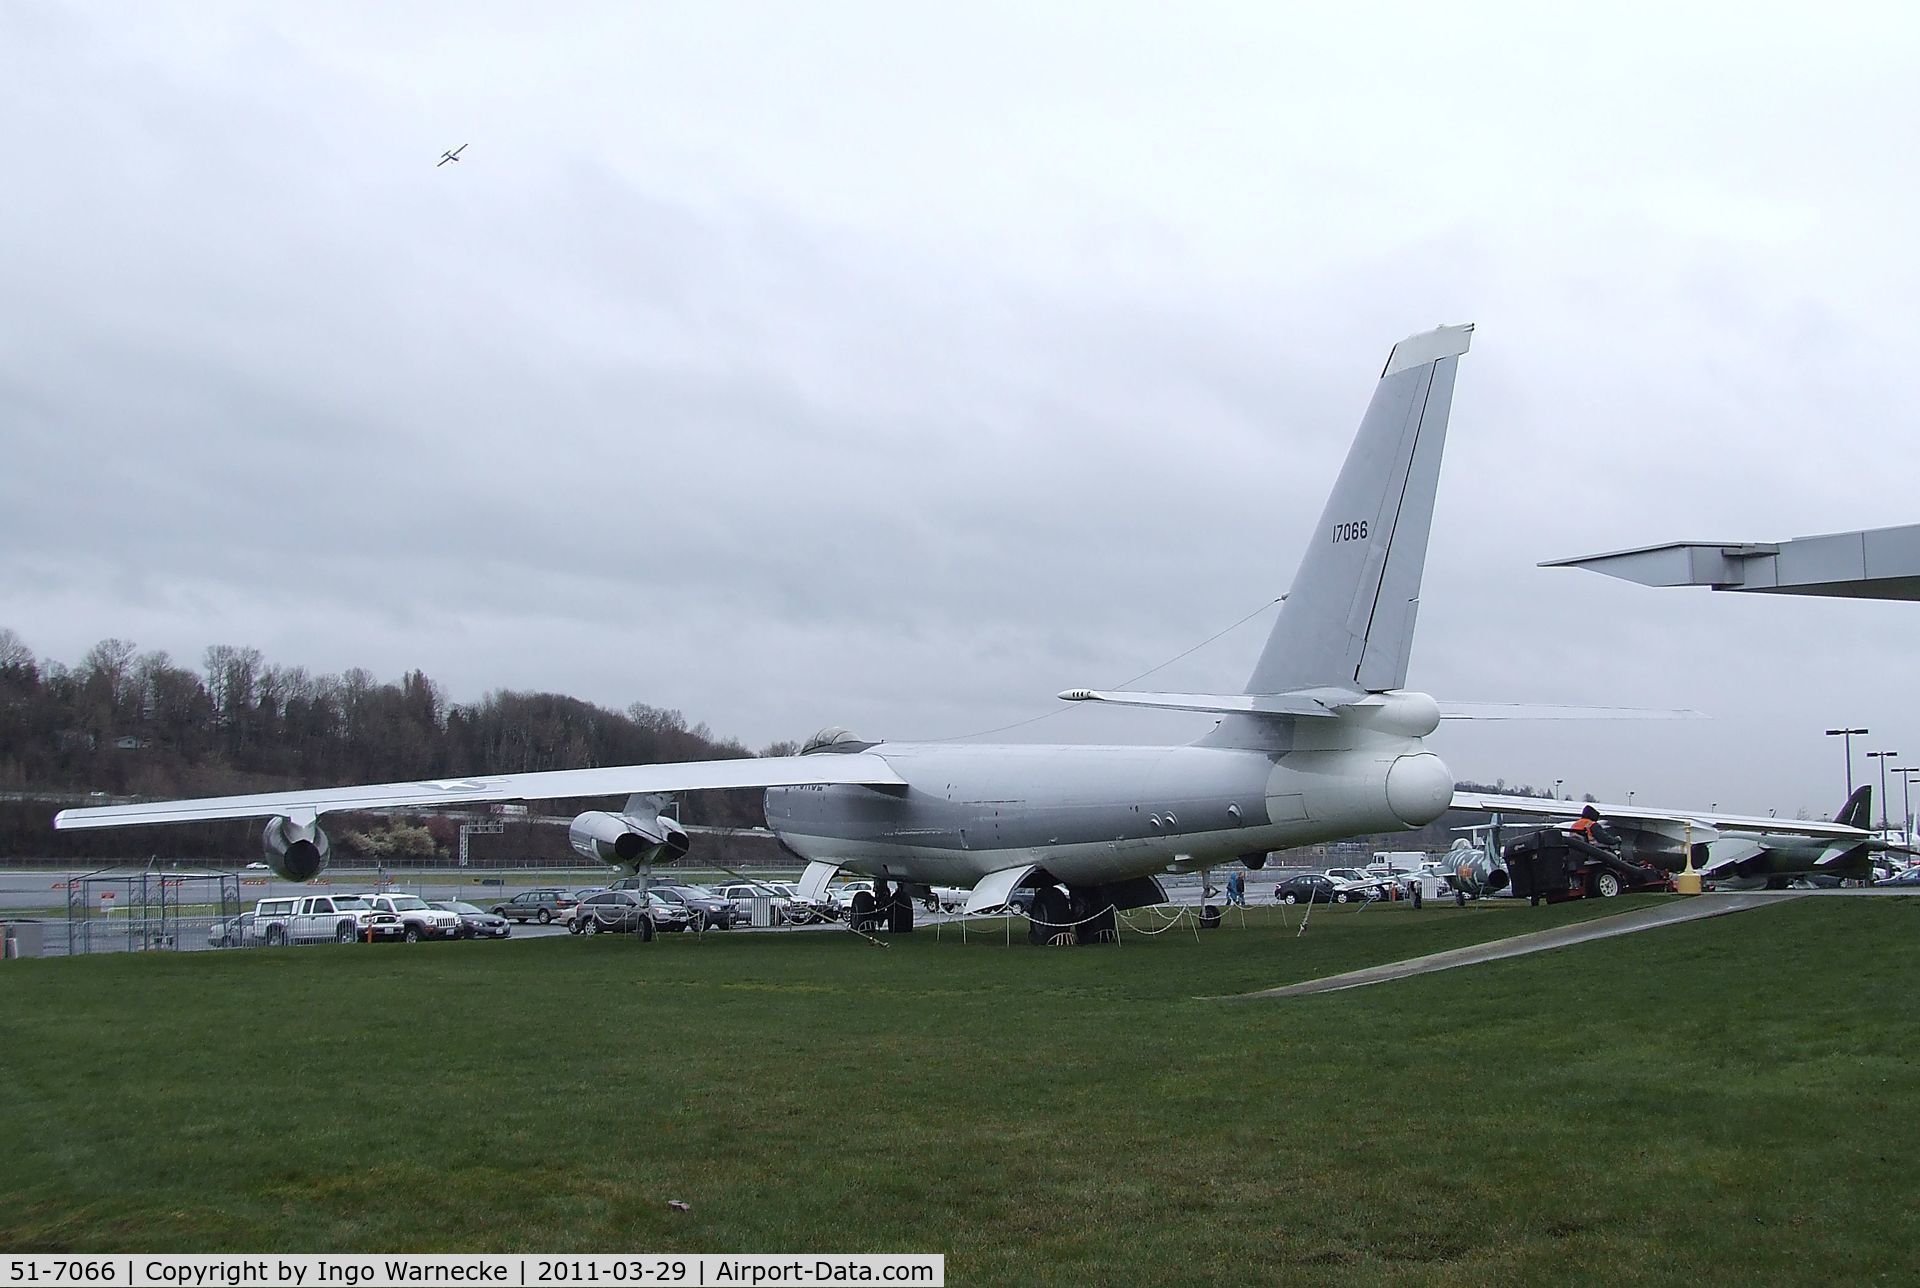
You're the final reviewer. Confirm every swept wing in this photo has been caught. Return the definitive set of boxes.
[1448,791,1871,840]
[53,754,905,830]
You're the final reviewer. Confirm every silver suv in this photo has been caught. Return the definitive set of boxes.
[570,890,658,939]
[352,893,464,942]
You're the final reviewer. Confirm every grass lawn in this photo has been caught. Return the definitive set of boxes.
[2,895,1916,1284]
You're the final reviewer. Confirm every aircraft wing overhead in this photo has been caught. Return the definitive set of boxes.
[1449,791,1871,840]
[52,754,906,830]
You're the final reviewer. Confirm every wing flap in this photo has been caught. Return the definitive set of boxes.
[53,754,906,830]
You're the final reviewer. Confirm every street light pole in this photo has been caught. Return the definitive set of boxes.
[1827,727,1869,796]
[1899,768,1920,845]
[1868,751,1900,834]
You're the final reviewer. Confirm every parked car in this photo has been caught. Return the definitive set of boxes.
[569,890,660,937]
[630,891,695,932]
[489,889,577,924]
[554,888,612,927]
[251,895,404,944]
[651,883,742,930]
[1273,874,1340,905]
[717,882,792,924]
[1879,867,1920,886]
[208,910,263,948]
[430,900,511,939]
[926,885,970,913]
[354,893,464,942]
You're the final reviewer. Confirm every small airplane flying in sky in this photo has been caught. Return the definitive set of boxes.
[57,323,1487,938]
[437,144,467,167]
[1450,786,1907,887]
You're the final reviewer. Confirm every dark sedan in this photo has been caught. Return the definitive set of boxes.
[614,882,733,932]
[431,900,511,939]
[1273,874,1339,905]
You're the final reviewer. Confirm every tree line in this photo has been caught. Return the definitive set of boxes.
[0,628,775,860]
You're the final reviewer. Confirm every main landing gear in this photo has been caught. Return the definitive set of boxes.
[1026,884,1119,946]
[849,879,915,934]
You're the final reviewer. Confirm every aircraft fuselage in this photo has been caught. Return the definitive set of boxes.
[765,732,1454,887]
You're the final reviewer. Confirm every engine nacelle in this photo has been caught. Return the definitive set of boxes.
[569,810,692,872]
[1239,851,1268,870]
[262,815,331,882]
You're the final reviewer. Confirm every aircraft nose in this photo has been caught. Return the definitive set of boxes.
[1386,752,1453,827]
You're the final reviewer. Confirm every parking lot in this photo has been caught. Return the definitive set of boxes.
[0,867,1262,957]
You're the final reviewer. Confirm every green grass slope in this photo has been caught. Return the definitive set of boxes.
[2,897,1915,1285]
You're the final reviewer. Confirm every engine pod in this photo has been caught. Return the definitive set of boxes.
[1385,752,1453,827]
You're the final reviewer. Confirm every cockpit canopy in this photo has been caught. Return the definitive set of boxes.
[800,726,878,755]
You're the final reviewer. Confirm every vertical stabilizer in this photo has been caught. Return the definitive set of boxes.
[1834,785,1872,830]
[1245,324,1472,695]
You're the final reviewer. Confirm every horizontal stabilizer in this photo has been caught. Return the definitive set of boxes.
[1439,702,1706,721]
[1059,688,1352,718]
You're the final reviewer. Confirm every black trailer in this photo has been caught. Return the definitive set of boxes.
[1502,829,1673,903]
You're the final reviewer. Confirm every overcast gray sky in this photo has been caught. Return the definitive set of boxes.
[5,3,1919,819]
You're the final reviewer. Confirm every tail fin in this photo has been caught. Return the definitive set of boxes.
[1835,785,1872,830]
[1245,324,1473,695]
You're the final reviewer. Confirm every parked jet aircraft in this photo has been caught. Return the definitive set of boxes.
[1449,786,1904,888]
[1442,824,1510,903]
[56,323,1481,939]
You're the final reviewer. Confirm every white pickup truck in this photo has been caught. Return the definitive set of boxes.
[252,895,403,945]
[354,893,465,942]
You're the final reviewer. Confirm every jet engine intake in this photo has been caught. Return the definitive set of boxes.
[569,810,692,871]
[262,815,331,882]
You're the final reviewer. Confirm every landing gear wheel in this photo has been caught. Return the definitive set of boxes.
[536,909,552,925]
[639,915,655,942]
[1199,904,1223,929]
[850,891,877,933]
[1595,871,1622,898]
[1456,891,1467,907]
[888,890,915,934]
[1027,886,1071,946]
[1069,895,1117,944]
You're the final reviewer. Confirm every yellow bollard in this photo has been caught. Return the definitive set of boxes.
[1675,821,1702,894]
